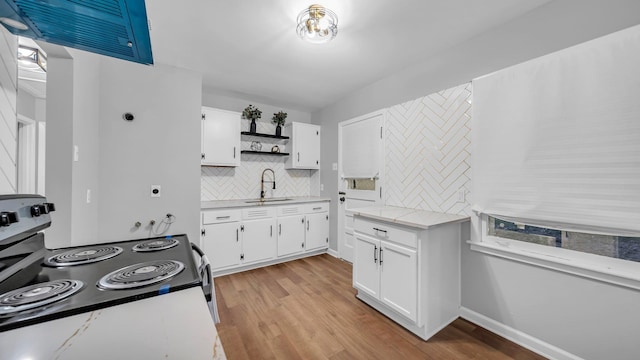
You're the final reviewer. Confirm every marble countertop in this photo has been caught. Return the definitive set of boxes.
[202,196,330,209]
[350,205,469,230]
[0,287,226,359]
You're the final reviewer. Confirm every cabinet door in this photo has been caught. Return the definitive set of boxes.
[379,241,417,322]
[242,218,277,264]
[305,212,329,251]
[202,222,241,271]
[277,214,306,256]
[202,107,241,166]
[295,123,320,169]
[353,233,380,298]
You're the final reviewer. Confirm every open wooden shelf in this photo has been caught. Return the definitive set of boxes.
[241,132,289,140]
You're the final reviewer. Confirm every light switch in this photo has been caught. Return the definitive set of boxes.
[73,145,79,162]
[457,189,465,203]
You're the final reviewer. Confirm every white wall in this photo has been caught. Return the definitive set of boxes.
[45,49,202,247]
[96,58,202,244]
[0,27,17,194]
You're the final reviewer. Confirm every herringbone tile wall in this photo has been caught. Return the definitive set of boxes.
[385,83,472,215]
[201,119,314,201]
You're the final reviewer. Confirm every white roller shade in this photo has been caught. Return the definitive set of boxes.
[341,114,382,179]
[472,25,640,236]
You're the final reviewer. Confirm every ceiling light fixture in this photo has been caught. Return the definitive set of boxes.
[18,45,46,72]
[296,4,338,44]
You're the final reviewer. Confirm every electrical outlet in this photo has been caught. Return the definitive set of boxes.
[86,189,91,203]
[151,185,161,198]
[332,163,338,171]
[73,145,79,162]
[320,184,324,191]
[457,189,465,203]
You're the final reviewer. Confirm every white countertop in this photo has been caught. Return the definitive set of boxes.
[201,196,330,209]
[350,205,469,229]
[0,287,226,359]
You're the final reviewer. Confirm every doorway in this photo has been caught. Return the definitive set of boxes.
[337,110,385,262]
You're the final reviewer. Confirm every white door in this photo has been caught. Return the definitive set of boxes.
[353,233,380,298]
[305,212,329,251]
[338,110,385,262]
[379,241,417,322]
[277,214,306,256]
[242,218,277,264]
[201,107,241,166]
[202,222,241,271]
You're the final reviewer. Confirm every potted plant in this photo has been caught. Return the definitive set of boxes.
[242,104,262,133]
[272,111,287,136]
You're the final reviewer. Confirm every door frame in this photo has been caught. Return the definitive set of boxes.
[337,109,386,262]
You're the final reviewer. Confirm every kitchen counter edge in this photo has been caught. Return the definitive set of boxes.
[350,205,469,230]
[201,197,330,210]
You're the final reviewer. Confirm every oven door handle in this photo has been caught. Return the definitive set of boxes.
[190,243,212,302]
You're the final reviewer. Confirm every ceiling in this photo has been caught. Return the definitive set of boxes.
[18,0,553,109]
[145,0,551,112]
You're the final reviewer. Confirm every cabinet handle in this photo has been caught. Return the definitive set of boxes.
[270,225,273,237]
[307,220,310,231]
[279,223,281,235]
[373,227,387,234]
[374,245,377,263]
[313,207,321,210]
[233,147,236,159]
[297,152,300,162]
[379,248,383,265]
[236,229,239,242]
[216,216,230,220]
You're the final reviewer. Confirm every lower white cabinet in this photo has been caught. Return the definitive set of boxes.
[277,214,305,257]
[353,215,461,341]
[202,201,329,276]
[354,231,417,321]
[305,211,330,251]
[241,217,277,264]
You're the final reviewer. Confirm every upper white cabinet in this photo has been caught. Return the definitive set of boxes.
[201,107,241,167]
[285,122,320,170]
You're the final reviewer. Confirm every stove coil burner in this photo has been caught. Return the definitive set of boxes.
[132,237,180,252]
[97,260,184,290]
[46,246,124,266]
[0,280,84,316]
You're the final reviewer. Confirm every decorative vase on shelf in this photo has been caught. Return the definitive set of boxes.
[275,125,282,137]
[250,119,257,133]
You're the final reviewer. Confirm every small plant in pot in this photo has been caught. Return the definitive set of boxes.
[242,104,262,133]
[272,111,287,136]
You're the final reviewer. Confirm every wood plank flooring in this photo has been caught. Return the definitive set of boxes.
[214,254,546,360]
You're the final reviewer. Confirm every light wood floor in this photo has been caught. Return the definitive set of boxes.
[214,254,546,360]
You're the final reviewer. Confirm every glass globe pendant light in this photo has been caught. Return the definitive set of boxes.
[296,4,338,44]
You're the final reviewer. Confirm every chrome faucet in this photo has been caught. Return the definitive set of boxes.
[260,168,276,200]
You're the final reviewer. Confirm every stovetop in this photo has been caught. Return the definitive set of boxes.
[0,234,201,333]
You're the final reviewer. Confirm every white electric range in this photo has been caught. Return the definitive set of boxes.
[0,194,226,359]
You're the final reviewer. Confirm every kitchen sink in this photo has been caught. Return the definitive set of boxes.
[245,198,292,203]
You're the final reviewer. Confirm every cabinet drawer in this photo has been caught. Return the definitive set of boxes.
[242,206,276,220]
[202,209,241,224]
[305,202,329,213]
[354,216,417,249]
[277,205,304,216]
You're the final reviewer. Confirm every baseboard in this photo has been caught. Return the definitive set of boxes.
[460,307,581,360]
[212,249,327,277]
[326,248,339,258]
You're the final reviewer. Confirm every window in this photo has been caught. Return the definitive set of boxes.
[488,216,640,263]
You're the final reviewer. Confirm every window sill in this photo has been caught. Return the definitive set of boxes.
[468,239,640,291]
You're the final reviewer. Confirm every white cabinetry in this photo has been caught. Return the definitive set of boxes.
[241,207,277,264]
[285,122,320,169]
[201,107,241,167]
[353,215,461,341]
[305,204,330,251]
[201,209,241,270]
[277,215,306,256]
[202,200,330,276]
